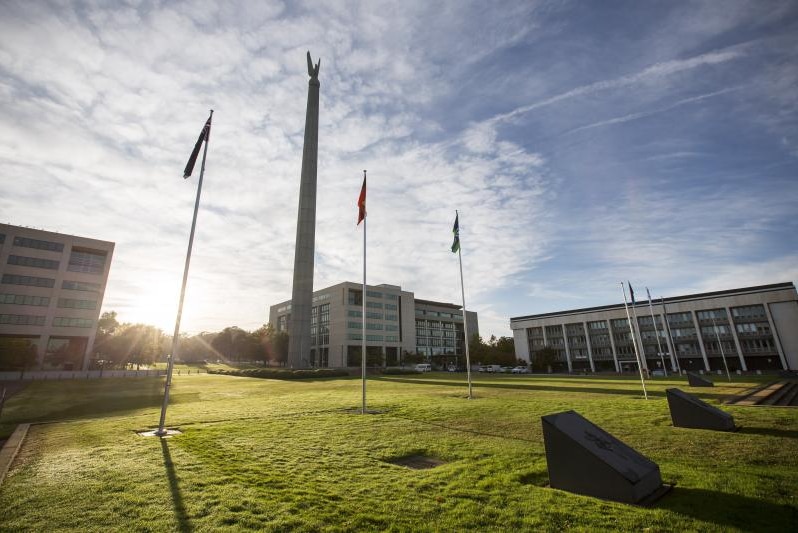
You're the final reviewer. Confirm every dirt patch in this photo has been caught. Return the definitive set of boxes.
[387,455,445,470]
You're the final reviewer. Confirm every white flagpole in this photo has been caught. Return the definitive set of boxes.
[621,282,648,400]
[661,297,681,373]
[712,316,732,382]
[157,109,212,436]
[646,287,667,376]
[361,170,367,414]
[456,210,473,399]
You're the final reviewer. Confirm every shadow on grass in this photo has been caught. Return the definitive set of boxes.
[658,487,797,531]
[161,438,193,533]
[738,426,798,439]
[374,376,744,402]
[372,377,674,399]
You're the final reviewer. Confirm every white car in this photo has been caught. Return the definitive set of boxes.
[511,366,530,374]
[414,363,432,372]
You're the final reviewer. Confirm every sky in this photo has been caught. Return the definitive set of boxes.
[1,0,797,339]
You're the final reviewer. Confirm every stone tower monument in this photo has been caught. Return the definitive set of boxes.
[287,52,321,368]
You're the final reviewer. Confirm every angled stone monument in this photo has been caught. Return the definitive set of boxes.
[541,410,666,504]
[687,372,714,387]
[666,388,736,431]
[287,52,321,369]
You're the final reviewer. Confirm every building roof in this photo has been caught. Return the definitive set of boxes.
[414,298,463,310]
[510,282,796,323]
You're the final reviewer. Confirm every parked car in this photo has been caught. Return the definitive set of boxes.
[500,367,513,373]
[511,366,530,374]
[484,365,502,373]
[651,369,666,377]
[414,363,432,372]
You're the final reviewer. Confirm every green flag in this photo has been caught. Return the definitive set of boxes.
[451,214,460,253]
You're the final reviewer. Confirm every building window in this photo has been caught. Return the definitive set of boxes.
[366,335,383,342]
[366,323,383,330]
[0,293,50,306]
[13,236,64,252]
[385,324,398,332]
[53,317,93,328]
[366,301,383,309]
[348,310,362,318]
[385,293,398,300]
[348,333,362,341]
[57,298,97,310]
[731,305,766,320]
[0,234,5,244]
[62,280,101,292]
[0,313,46,326]
[7,255,60,270]
[697,309,727,321]
[348,289,362,305]
[2,274,55,288]
[366,311,383,320]
[67,247,107,274]
[385,313,398,321]
[385,303,398,311]
[366,290,383,298]
[386,335,398,342]
[667,312,692,325]
[278,314,289,332]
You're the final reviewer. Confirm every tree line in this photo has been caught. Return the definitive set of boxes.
[91,311,289,368]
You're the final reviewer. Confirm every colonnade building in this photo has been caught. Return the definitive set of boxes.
[510,283,798,373]
[0,223,114,370]
[268,281,478,368]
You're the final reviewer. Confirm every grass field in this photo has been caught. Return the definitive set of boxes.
[0,373,796,531]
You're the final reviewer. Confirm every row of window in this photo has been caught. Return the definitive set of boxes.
[415,309,462,319]
[67,248,107,274]
[8,255,60,270]
[416,320,456,330]
[12,236,64,252]
[0,293,95,309]
[0,314,93,327]
[1,274,101,292]
[347,333,395,342]
[361,290,399,301]
[417,338,456,347]
[1,293,50,306]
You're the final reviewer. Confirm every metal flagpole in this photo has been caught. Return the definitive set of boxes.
[712,316,732,382]
[646,287,667,376]
[628,295,648,378]
[156,109,212,436]
[661,297,680,374]
[361,170,367,414]
[456,210,473,399]
[621,282,648,400]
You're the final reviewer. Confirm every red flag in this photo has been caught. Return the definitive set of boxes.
[357,171,366,225]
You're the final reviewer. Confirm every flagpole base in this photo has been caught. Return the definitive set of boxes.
[138,428,182,437]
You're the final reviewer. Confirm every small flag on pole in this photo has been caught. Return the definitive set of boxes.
[357,172,366,225]
[183,114,212,179]
[451,214,460,252]
[628,281,636,305]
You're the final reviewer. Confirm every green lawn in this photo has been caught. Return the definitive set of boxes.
[0,373,796,531]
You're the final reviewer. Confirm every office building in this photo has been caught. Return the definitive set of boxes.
[269,281,478,368]
[0,223,114,370]
[510,283,798,373]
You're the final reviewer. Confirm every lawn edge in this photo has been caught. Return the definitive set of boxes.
[0,423,30,487]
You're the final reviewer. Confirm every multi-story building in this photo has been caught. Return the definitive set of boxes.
[0,223,114,370]
[268,281,478,368]
[510,283,798,373]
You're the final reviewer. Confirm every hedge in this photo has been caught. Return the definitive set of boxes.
[208,368,349,380]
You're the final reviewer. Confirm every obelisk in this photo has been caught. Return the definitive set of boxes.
[287,52,321,369]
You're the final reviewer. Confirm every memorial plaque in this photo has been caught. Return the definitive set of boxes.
[541,410,664,504]
[687,372,714,387]
[666,388,736,432]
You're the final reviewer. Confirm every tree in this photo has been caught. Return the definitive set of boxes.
[0,338,37,372]
[532,346,558,373]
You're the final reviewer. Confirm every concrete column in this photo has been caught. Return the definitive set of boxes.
[287,53,321,369]
[583,321,595,372]
[607,321,621,373]
[542,326,548,346]
[691,310,711,371]
[764,304,789,370]
[561,324,573,372]
[725,306,747,371]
